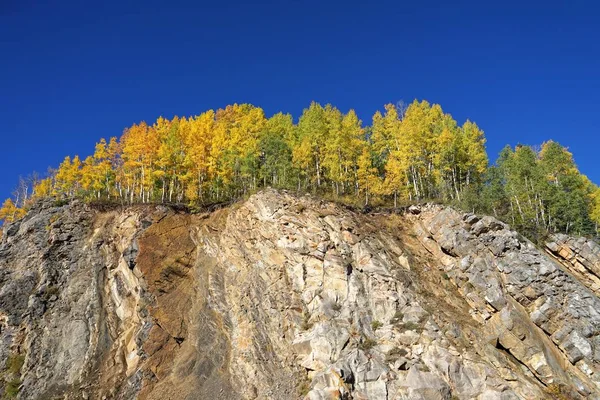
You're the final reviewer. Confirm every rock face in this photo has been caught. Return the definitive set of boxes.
[0,190,599,399]
[546,234,600,296]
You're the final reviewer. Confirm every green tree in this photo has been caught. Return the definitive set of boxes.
[590,185,600,235]
[539,141,593,235]
[258,113,295,188]
[8,99,600,243]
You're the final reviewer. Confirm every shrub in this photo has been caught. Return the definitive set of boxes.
[297,374,312,396]
[53,199,70,208]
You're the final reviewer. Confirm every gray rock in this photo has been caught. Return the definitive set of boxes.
[1,192,599,400]
[561,330,593,364]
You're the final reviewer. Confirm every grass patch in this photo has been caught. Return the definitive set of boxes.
[296,373,312,396]
[43,285,59,301]
[400,321,422,332]
[545,383,578,400]
[53,199,70,208]
[371,320,383,331]
[188,199,234,215]
[391,311,404,324]
[358,337,377,351]
[5,355,24,375]
[385,347,408,363]
[301,312,313,331]
[3,379,21,398]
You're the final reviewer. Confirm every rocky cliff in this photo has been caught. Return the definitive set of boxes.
[1,190,599,399]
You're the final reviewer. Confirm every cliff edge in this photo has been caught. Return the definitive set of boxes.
[1,190,599,399]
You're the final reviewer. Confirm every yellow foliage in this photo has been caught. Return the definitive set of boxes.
[33,178,53,198]
[0,199,25,224]
[357,145,380,205]
[591,186,600,227]
[3,100,498,212]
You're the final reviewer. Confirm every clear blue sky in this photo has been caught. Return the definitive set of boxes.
[1,0,599,199]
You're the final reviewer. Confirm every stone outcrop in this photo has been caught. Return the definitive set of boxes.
[0,190,599,399]
[546,234,600,296]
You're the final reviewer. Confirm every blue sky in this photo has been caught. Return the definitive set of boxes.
[1,0,599,199]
